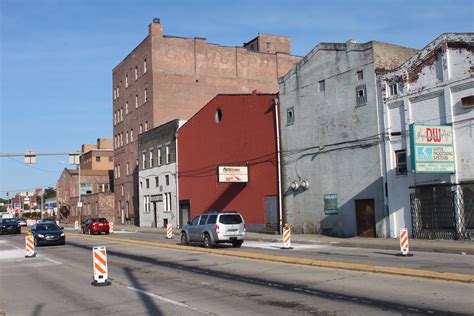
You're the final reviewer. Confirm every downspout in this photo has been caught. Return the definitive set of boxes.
[274,97,284,235]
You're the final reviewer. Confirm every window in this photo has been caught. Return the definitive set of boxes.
[265,41,271,49]
[95,156,100,162]
[199,215,208,225]
[143,195,150,213]
[130,129,134,142]
[389,83,398,96]
[165,174,170,186]
[140,181,143,189]
[139,124,143,134]
[125,102,129,114]
[135,94,139,108]
[117,164,121,178]
[149,150,153,168]
[114,136,117,149]
[146,178,150,189]
[145,121,148,131]
[144,58,147,73]
[135,67,138,80]
[119,133,123,147]
[114,165,117,179]
[191,216,200,226]
[207,215,217,224]
[108,156,113,162]
[121,184,124,196]
[166,144,170,163]
[116,86,119,98]
[461,96,474,109]
[286,107,295,125]
[158,148,162,165]
[215,108,223,123]
[136,159,139,166]
[120,108,123,122]
[113,88,116,100]
[125,74,128,88]
[126,131,129,144]
[155,176,159,187]
[319,80,325,92]
[164,193,172,212]
[356,84,367,106]
[114,112,117,125]
[395,150,407,175]
[142,153,146,169]
[144,88,148,103]
[126,162,129,175]
[357,70,364,80]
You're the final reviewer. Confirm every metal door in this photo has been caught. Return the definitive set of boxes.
[179,200,190,228]
[265,195,278,231]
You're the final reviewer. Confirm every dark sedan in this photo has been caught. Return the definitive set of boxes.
[0,219,21,235]
[30,223,65,246]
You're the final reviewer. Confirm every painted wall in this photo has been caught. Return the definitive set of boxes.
[178,93,278,231]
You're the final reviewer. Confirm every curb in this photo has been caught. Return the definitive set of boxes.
[68,232,474,284]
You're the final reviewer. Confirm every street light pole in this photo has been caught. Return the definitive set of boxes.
[78,159,82,223]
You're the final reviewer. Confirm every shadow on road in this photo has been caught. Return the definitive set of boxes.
[123,267,162,316]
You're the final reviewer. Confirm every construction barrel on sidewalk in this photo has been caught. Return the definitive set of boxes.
[166,224,173,239]
[109,222,114,234]
[281,224,293,250]
[74,220,79,230]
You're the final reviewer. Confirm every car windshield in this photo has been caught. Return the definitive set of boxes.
[219,214,243,224]
[93,218,108,223]
[36,224,60,231]
[1,219,17,224]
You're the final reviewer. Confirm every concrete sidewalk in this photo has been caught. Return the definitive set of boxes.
[101,224,474,255]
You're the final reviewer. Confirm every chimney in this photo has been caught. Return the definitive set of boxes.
[149,18,163,38]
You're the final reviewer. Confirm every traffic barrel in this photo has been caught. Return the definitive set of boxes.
[397,228,413,257]
[91,246,111,286]
[109,222,114,234]
[25,232,36,258]
[74,220,79,230]
[166,224,173,239]
[281,224,293,249]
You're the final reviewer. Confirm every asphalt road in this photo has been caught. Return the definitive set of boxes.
[1,233,473,315]
[69,230,474,276]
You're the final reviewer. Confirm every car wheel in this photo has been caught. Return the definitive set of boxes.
[34,237,38,247]
[203,234,213,248]
[105,231,109,235]
[82,228,85,234]
[181,233,188,246]
[232,241,243,248]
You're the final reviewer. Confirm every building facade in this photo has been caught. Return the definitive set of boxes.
[112,19,301,225]
[279,40,417,237]
[380,33,474,239]
[56,138,115,223]
[138,119,186,228]
[178,93,279,231]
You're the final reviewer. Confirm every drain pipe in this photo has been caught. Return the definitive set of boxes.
[274,97,284,235]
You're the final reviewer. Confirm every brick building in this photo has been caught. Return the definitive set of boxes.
[113,19,301,225]
[56,138,114,223]
[178,93,279,231]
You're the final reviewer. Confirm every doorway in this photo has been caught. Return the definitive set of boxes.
[153,202,158,228]
[265,195,278,231]
[355,199,376,237]
[179,200,191,228]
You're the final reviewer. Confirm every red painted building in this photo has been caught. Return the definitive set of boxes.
[178,93,280,232]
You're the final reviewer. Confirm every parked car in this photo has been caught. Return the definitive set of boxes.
[17,218,27,227]
[181,211,246,248]
[30,223,65,246]
[0,218,21,235]
[81,218,110,235]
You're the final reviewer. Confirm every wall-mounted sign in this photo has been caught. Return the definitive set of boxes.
[324,194,338,215]
[218,166,248,183]
[409,124,455,174]
[150,194,163,202]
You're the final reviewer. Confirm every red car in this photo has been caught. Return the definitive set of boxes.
[81,218,109,235]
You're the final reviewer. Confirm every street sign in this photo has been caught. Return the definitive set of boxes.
[24,151,36,164]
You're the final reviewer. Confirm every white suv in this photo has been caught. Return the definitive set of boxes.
[181,211,246,248]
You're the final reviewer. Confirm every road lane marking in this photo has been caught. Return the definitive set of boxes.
[69,233,474,284]
[0,249,25,259]
[126,286,208,314]
[44,257,62,265]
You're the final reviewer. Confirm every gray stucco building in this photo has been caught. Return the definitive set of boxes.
[138,119,186,228]
[278,40,417,237]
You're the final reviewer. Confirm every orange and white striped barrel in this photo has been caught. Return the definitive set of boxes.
[282,225,292,249]
[109,222,114,234]
[25,233,35,258]
[400,228,410,255]
[166,224,173,239]
[92,246,110,285]
[74,220,79,230]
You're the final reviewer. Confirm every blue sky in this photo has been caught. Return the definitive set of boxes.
[0,0,473,198]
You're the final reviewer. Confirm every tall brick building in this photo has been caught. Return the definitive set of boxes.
[112,19,301,225]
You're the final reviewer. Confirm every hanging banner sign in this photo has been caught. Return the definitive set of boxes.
[218,166,248,183]
[409,124,455,174]
[324,194,338,215]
